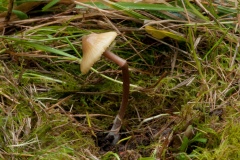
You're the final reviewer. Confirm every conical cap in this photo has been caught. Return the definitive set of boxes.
[81,32,117,74]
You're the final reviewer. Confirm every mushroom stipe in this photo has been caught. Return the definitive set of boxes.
[103,50,130,144]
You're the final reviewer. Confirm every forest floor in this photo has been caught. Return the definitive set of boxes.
[0,0,240,159]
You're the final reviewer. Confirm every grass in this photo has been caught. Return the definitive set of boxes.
[0,0,239,159]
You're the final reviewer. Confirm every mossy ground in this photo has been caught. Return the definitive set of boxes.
[0,0,239,159]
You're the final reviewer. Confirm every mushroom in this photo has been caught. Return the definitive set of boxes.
[81,31,130,144]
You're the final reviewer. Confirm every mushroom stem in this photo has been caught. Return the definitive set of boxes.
[103,50,130,144]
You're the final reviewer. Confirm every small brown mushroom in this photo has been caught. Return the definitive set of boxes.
[81,31,130,144]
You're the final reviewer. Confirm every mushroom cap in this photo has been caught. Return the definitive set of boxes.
[81,31,118,74]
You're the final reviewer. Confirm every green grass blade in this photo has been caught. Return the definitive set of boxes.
[102,0,148,19]
[0,6,28,19]
[0,36,78,60]
[217,6,237,15]
[184,0,209,21]
[23,72,65,83]
[117,2,184,12]
[203,28,230,60]
[102,151,120,160]
[12,9,28,19]
[0,6,7,11]
[21,42,78,60]
[42,0,60,11]
[65,37,81,58]
[76,2,184,12]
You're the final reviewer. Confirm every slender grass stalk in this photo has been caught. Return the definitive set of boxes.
[90,67,140,89]
[65,37,81,58]
[203,28,230,60]
[187,27,204,79]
